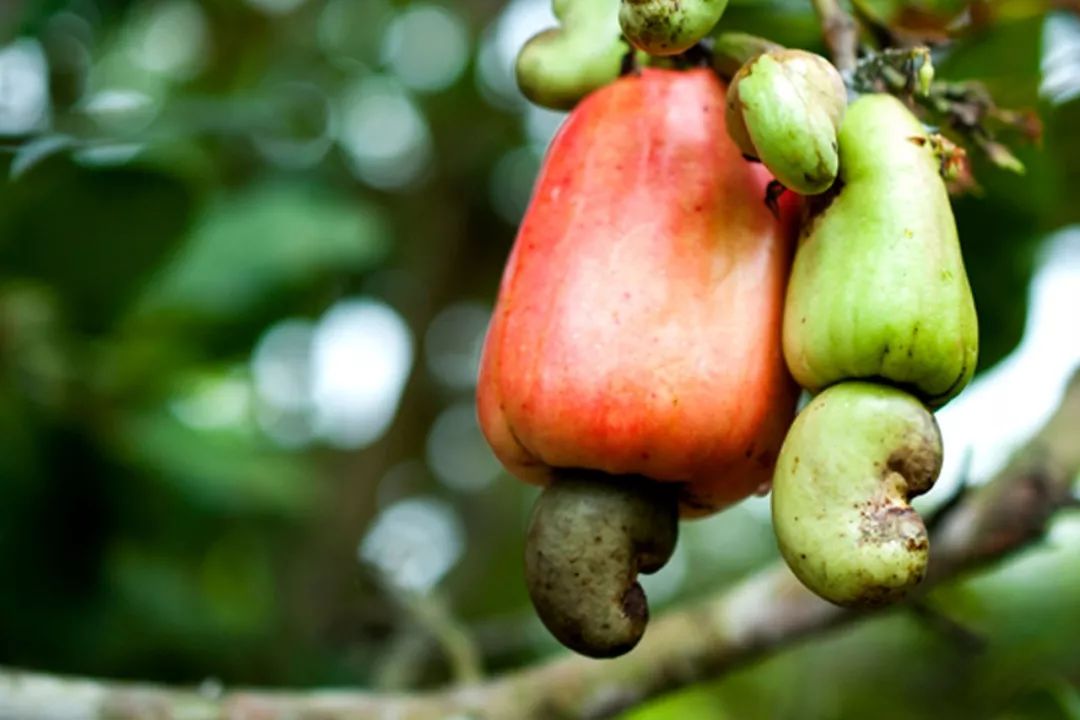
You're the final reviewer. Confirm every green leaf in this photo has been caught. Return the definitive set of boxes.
[622,687,730,720]
[134,180,390,321]
[0,156,196,332]
[927,16,1055,371]
[938,15,1045,108]
[720,2,822,52]
[117,396,320,517]
[108,533,277,639]
[952,164,1044,372]
[1045,98,1080,226]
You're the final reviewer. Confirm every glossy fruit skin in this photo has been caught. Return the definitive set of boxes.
[725,50,846,195]
[771,381,942,607]
[478,68,799,517]
[782,94,978,407]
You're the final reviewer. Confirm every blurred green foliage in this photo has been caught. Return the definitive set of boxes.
[0,0,1078,717]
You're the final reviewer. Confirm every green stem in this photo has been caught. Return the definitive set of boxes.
[708,32,783,79]
[399,590,485,684]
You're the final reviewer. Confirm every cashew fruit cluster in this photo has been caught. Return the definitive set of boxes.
[487,1,980,658]
[772,94,978,607]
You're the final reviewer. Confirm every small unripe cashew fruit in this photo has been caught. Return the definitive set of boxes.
[620,0,729,57]
[725,50,847,195]
[525,472,678,658]
[771,382,943,607]
[516,0,628,110]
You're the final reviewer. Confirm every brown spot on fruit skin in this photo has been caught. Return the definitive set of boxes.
[772,382,943,609]
[621,584,648,621]
[856,491,927,550]
[885,413,944,497]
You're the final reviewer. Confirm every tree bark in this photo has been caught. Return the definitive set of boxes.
[3,369,1079,720]
[811,0,859,73]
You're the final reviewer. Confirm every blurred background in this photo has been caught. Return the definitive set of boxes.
[1,0,1079,717]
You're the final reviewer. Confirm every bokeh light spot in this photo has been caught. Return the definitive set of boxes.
[1042,12,1080,105]
[475,0,555,110]
[337,76,432,190]
[251,319,316,448]
[246,0,307,16]
[73,143,144,167]
[382,4,470,93]
[0,38,50,135]
[311,298,414,449]
[318,0,392,67]
[425,401,502,492]
[525,104,566,150]
[82,88,159,133]
[253,82,333,169]
[489,146,542,224]
[125,0,209,80]
[359,497,464,592]
[375,459,432,510]
[170,373,252,432]
[424,302,491,390]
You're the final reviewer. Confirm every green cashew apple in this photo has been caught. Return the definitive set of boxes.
[772,381,942,606]
[620,0,728,57]
[516,0,628,110]
[726,50,847,195]
[783,94,978,407]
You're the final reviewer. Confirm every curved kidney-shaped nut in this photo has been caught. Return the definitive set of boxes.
[771,382,942,607]
[525,471,678,658]
[516,0,628,110]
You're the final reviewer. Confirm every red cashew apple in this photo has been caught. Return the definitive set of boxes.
[476,67,798,657]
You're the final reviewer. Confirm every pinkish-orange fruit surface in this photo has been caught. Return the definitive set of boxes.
[478,68,798,516]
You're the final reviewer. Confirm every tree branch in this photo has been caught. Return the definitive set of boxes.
[811,0,859,73]
[4,368,1080,720]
